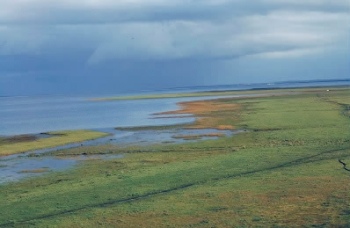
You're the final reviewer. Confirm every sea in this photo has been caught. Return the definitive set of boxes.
[1,79,349,136]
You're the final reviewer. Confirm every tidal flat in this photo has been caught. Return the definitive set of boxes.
[0,87,350,227]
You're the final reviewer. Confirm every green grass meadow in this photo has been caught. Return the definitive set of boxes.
[0,88,349,227]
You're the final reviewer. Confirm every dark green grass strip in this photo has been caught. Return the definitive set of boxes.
[2,147,349,227]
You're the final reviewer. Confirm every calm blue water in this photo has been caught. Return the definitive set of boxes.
[1,79,348,136]
[0,96,194,136]
[0,94,241,136]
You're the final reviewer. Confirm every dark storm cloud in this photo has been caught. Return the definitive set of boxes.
[0,0,348,25]
[0,0,349,95]
[1,0,348,60]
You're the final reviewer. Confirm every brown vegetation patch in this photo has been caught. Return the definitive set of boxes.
[157,100,240,129]
[159,100,239,116]
[217,125,235,130]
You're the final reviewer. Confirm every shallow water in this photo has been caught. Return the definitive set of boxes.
[0,154,123,184]
[106,128,239,146]
[0,157,77,184]
[0,126,242,184]
[0,93,246,184]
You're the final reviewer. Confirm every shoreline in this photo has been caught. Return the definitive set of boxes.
[1,85,348,137]
[0,96,243,183]
[90,85,349,101]
[1,85,350,226]
[1,86,348,156]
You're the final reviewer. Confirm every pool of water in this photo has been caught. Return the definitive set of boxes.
[0,127,243,184]
[0,154,123,184]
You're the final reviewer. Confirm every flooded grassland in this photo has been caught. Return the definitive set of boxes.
[0,87,350,227]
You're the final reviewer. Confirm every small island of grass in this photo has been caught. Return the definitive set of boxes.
[0,130,109,156]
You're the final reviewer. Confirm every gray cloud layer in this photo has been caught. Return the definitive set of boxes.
[1,1,348,59]
[0,0,349,95]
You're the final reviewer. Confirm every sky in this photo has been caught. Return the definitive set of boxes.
[0,0,349,96]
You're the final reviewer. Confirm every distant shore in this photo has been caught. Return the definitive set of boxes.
[90,85,348,101]
[1,86,349,156]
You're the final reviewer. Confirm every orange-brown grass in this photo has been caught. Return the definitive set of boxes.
[158,100,240,129]
[159,100,238,116]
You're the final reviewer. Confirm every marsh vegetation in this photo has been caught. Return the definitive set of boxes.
[0,87,349,227]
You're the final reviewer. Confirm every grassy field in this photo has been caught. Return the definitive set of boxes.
[0,87,349,227]
[0,130,109,156]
